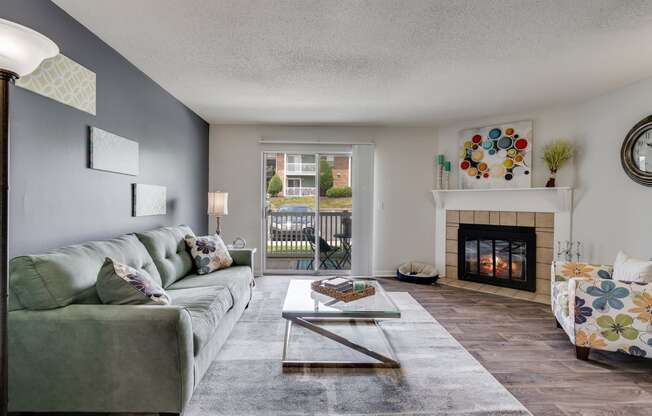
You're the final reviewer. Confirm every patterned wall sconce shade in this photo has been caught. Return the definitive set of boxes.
[0,17,59,416]
[0,18,59,77]
[208,192,228,235]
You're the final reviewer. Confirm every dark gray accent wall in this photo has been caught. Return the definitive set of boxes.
[2,0,209,257]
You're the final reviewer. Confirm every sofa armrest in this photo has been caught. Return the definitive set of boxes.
[570,277,651,356]
[550,261,614,339]
[550,261,614,311]
[229,248,256,268]
[551,261,613,283]
[9,304,194,413]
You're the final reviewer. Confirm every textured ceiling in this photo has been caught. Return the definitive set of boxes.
[53,0,652,125]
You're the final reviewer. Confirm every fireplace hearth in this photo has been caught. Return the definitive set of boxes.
[458,224,536,292]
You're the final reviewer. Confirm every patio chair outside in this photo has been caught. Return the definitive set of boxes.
[302,227,341,270]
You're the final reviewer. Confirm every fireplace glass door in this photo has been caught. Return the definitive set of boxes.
[511,241,527,281]
[458,224,536,291]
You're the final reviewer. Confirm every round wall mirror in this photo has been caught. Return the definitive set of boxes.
[621,115,652,186]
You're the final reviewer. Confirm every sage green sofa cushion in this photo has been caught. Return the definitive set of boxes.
[9,234,160,311]
[169,285,234,355]
[168,266,254,307]
[136,225,195,288]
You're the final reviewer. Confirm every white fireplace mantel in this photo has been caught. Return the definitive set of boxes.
[432,186,573,212]
[432,187,573,275]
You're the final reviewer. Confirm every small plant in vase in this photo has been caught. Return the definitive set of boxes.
[542,139,574,187]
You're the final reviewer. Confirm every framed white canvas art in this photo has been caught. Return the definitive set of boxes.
[90,127,139,176]
[132,184,166,216]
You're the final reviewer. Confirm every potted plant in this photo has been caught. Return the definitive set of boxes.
[542,139,574,187]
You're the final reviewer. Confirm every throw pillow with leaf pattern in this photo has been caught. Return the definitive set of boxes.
[96,258,171,305]
[185,234,233,274]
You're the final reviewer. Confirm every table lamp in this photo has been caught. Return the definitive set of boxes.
[0,18,59,415]
[208,191,228,235]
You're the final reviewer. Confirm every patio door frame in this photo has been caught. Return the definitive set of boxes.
[261,150,352,276]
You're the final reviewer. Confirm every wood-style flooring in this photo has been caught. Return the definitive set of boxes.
[11,277,652,416]
[378,277,652,416]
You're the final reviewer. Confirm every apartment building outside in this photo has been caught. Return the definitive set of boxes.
[266,153,351,197]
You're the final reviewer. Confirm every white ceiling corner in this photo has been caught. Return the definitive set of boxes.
[52,0,652,126]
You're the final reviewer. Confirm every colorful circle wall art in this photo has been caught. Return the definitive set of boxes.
[458,121,533,189]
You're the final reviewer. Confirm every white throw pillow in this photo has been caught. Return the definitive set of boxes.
[612,251,652,283]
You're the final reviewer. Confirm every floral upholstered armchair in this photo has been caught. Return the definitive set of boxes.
[551,261,652,360]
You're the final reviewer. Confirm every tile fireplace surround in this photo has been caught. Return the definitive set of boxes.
[432,188,573,305]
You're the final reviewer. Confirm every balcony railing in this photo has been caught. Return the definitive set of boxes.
[266,210,351,260]
[286,162,316,175]
[286,186,316,197]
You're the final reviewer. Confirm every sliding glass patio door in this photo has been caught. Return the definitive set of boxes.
[263,151,352,274]
[316,153,352,272]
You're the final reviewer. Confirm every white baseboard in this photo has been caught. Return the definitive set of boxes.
[372,270,396,277]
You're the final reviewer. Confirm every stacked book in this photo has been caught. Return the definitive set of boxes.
[322,277,353,292]
[312,278,375,303]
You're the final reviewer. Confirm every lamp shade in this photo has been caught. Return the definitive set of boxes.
[208,192,228,216]
[0,18,59,77]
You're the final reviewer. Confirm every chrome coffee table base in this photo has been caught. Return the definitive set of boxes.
[281,317,400,369]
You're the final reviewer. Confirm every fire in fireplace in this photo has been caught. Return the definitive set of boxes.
[458,224,536,291]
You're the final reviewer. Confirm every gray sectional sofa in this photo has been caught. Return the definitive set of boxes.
[8,225,255,414]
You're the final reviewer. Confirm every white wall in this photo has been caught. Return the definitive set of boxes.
[211,77,652,273]
[209,125,437,275]
[438,77,652,263]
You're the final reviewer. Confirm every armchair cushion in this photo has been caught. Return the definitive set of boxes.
[572,277,651,356]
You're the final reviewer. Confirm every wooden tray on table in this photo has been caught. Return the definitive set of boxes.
[311,279,375,303]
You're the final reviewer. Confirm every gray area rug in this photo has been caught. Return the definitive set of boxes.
[185,276,531,416]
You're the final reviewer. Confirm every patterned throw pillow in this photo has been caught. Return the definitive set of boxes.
[185,234,233,274]
[96,258,171,305]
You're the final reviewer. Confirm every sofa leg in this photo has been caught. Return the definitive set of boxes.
[576,346,590,360]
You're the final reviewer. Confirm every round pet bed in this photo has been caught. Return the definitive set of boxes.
[396,262,439,284]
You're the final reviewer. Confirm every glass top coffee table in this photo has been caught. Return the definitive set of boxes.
[281,278,401,369]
